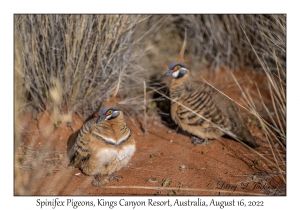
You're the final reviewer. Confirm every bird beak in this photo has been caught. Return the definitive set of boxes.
[96,115,105,123]
[164,70,172,76]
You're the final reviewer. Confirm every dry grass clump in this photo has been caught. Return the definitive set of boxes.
[241,18,286,193]
[14,14,155,121]
[14,14,286,118]
[143,15,285,75]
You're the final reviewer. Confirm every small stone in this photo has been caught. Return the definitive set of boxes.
[179,165,186,171]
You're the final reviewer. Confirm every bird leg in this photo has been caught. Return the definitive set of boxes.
[191,136,208,145]
[92,173,123,187]
[92,174,110,187]
[109,173,123,182]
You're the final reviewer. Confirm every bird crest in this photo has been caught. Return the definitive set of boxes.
[103,75,121,108]
[174,29,188,66]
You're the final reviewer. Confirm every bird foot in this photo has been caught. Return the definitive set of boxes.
[67,161,76,169]
[92,175,110,187]
[191,136,208,145]
[92,174,123,187]
[109,173,123,182]
[92,178,109,187]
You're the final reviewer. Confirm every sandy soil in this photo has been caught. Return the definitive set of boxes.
[14,68,286,196]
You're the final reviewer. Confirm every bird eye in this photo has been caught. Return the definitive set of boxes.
[175,65,181,70]
[106,110,113,115]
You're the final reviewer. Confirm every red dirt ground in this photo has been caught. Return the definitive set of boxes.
[14,68,286,196]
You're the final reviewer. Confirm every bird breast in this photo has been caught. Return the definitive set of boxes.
[93,128,132,146]
[96,144,136,164]
[91,144,136,175]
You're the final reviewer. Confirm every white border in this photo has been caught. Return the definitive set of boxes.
[2,1,297,209]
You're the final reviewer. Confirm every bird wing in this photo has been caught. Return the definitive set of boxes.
[212,91,259,147]
[175,83,232,131]
[68,119,95,167]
